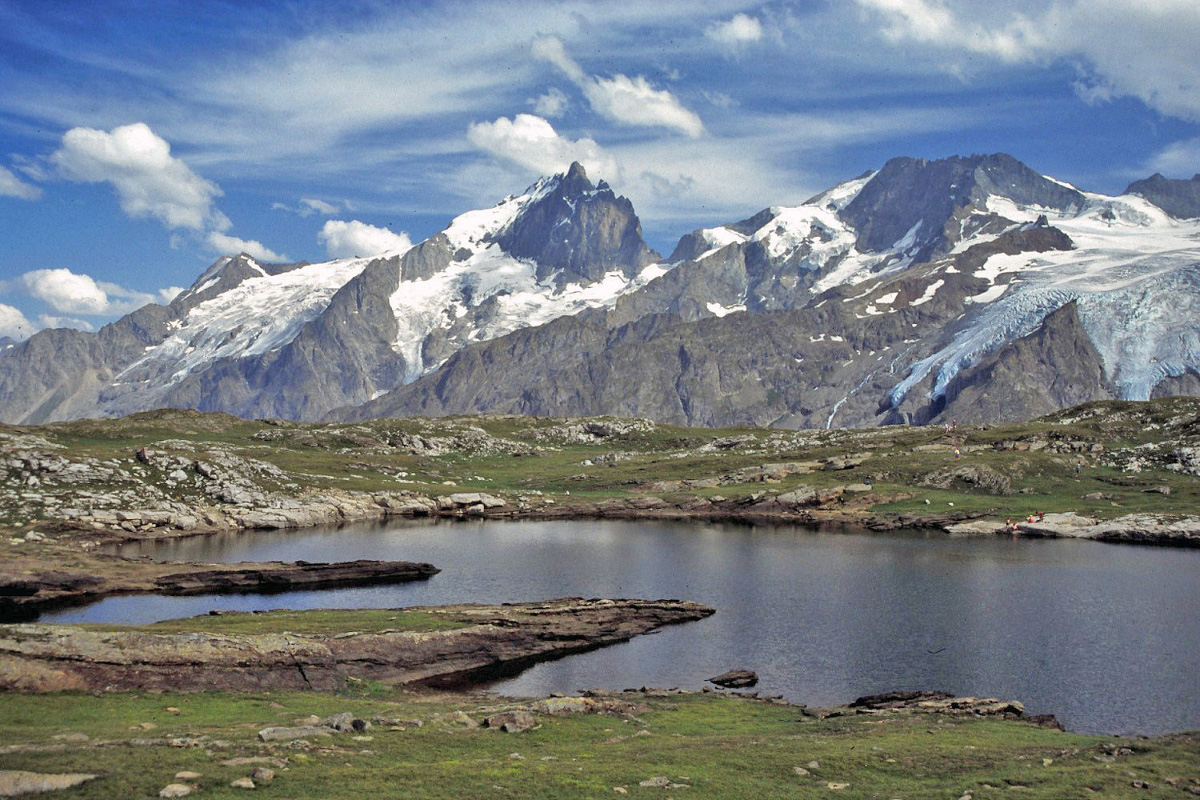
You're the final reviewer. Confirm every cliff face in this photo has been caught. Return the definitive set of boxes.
[493,162,659,283]
[1125,173,1200,219]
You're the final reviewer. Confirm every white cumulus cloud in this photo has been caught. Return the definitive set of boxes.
[51,122,228,231]
[532,36,704,137]
[706,13,764,47]
[0,165,42,200]
[318,220,413,259]
[855,0,1200,121]
[0,303,36,340]
[20,268,112,315]
[15,267,180,318]
[468,114,620,180]
[206,231,289,262]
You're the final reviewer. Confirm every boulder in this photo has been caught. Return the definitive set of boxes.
[483,710,537,733]
[707,669,759,689]
[257,725,334,742]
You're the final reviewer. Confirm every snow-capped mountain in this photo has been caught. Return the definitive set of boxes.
[0,163,663,422]
[346,154,1200,428]
[1,154,1197,428]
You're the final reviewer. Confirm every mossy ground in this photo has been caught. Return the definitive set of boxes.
[77,608,469,636]
[5,397,1198,534]
[0,690,1196,798]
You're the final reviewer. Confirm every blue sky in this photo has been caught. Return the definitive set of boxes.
[1,0,1198,338]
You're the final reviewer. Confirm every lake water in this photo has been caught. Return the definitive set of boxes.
[42,519,1200,735]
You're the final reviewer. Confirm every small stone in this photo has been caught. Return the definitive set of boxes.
[1042,758,1053,766]
[613,788,628,795]
[638,776,689,789]
[483,710,536,734]
[230,777,256,789]
[159,784,193,798]
[250,767,275,784]
[174,771,203,780]
[51,732,89,742]
[508,753,525,760]
[166,706,181,714]
[807,760,820,769]
[793,767,810,777]
[827,782,850,790]
[1131,780,1151,789]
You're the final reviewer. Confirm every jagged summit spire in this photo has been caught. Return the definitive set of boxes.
[565,161,588,181]
[494,161,657,282]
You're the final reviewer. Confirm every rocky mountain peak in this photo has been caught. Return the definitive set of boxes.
[492,162,659,283]
[840,153,1085,263]
[1124,173,1200,219]
[171,253,311,312]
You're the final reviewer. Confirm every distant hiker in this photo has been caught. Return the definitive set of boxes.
[1037,511,1045,522]
[954,448,961,460]
[1075,462,1081,476]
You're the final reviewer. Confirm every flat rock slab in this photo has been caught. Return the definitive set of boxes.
[707,669,758,688]
[0,558,439,619]
[0,770,98,796]
[0,598,714,693]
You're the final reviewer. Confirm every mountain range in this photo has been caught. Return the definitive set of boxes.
[2,155,1198,429]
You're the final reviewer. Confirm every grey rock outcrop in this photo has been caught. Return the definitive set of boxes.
[1124,173,1200,219]
[491,162,658,283]
[841,153,1084,263]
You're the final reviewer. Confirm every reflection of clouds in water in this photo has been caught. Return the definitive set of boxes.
[53,519,1200,736]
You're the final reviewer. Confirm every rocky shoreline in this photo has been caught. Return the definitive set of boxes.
[0,598,714,693]
[4,486,1197,620]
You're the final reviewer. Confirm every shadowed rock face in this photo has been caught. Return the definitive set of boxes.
[927,302,1115,425]
[0,598,714,693]
[841,153,1084,262]
[1125,173,1200,219]
[493,162,659,283]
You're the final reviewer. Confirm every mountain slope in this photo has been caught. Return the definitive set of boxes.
[2,153,1197,429]
[343,155,1200,428]
[0,164,662,423]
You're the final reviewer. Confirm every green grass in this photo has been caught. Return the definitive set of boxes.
[4,398,1200,532]
[77,608,469,636]
[0,690,1195,798]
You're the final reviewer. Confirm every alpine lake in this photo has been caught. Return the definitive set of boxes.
[40,517,1200,737]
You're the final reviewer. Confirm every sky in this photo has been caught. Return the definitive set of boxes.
[1,0,1198,339]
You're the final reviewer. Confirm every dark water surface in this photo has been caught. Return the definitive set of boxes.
[43,519,1200,735]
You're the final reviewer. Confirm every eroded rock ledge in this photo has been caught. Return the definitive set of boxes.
[0,598,714,693]
[0,559,439,620]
